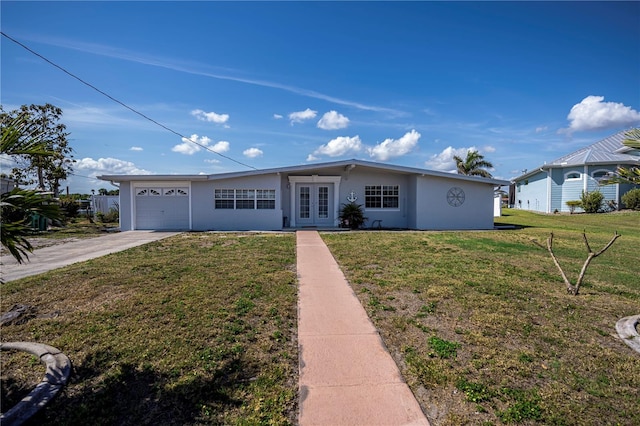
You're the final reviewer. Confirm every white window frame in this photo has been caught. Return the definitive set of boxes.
[565,172,581,181]
[364,184,400,210]
[214,189,276,210]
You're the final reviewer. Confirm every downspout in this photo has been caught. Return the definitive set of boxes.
[615,164,620,209]
[546,168,552,213]
[188,181,193,231]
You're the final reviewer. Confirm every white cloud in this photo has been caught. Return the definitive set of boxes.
[204,158,220,164]
[130,146,143,151]
[425,146,477,172]
[243,147,263,158]
[483,145,496,153]
[289,108,317,125]
[75,157,152,176]
[191,109,230,124]
[368,130,421,161]
[211,141,230,153]
[562,96,640,133]
[317,110,350,130]
[535,126,548,133]
[172,134,212,155]
[309,135,363,160]
[171,135,229,155]
[273,114,283,119]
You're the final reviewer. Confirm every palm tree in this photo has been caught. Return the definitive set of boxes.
[1,114,62,264]
[453,149,494,178]
[600,128,640,186]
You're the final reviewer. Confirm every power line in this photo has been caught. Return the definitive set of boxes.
[1,31,258,170]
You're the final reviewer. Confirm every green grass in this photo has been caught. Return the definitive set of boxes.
[322,209,640,425]
[3,210,639,425]
[1,233,298,425]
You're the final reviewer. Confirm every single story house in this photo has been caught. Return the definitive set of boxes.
[98,159,508,231]
[513,130,639,213]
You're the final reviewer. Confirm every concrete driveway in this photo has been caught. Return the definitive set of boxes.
[1,231,181,283]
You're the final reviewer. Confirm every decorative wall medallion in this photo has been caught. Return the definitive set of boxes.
[446,187,465,207]
[346,191,358,202]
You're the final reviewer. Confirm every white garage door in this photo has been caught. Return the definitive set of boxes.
[135,187,190,230]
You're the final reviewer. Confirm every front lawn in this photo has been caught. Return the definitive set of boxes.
[1,233,298,425]
[2,210,638,425]
[324,209,639,425]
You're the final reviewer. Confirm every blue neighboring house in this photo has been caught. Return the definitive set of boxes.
[513,129,639,213]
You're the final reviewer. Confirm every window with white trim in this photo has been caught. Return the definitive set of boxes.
[214,189,276,210]
[365,185,399,209]
[565,172,581,180]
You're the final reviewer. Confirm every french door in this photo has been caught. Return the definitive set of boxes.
[296,184,334,226]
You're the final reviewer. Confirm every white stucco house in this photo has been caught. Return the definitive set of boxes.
[513,129,639,213]
[98,159,508,231]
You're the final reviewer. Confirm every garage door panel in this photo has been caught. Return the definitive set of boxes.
[135,190,189,230]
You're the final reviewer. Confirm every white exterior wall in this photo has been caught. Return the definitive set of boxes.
[192,174,283,231]
[112,164,505,231]
[415,176,495,230]
[337,169,410,229]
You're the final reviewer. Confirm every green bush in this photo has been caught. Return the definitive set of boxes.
[580,190,604,213]
[565,200,581,214]
[621,188,640,210]
[96,207,119,223]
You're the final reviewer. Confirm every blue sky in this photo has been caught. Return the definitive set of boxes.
[2,1,639,194]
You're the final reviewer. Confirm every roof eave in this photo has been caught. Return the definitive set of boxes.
[98,175,209,182]
[98,159,509,186]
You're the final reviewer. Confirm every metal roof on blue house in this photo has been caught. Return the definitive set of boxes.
[515,129,639,181]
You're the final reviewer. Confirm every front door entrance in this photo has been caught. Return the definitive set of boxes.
[296,184,334,227]
[288,176,342,228]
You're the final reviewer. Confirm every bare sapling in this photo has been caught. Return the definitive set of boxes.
[533,231,620,295]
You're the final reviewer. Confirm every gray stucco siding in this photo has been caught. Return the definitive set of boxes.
[105,160,507,231]
[192,175,283,231]
[119,182,133,230]
[415,177,495,230]
[338,169,410,229]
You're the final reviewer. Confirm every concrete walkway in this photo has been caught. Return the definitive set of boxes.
[0,231,180,282]
[297,230,429,426]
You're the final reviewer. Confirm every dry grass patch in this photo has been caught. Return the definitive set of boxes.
[322,210,639,425]
[1,232,298,425]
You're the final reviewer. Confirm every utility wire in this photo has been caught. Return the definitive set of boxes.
[1,31,258,170]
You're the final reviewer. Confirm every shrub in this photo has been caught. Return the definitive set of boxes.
[60,200,80,218]
[621,188,640,210]
[565,200,581,214]
[96,207,119,223]
[339,203,367,229]
[580,190,604,213]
